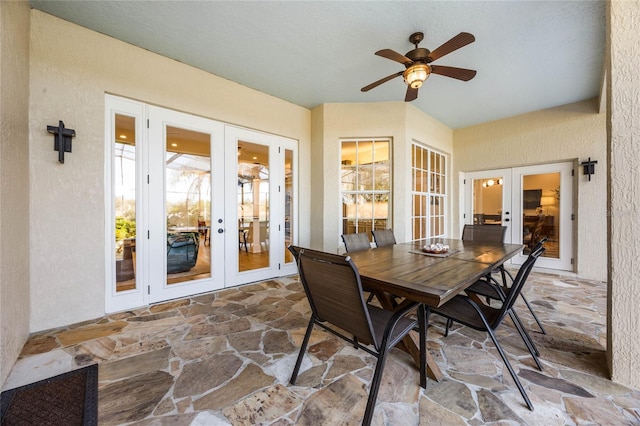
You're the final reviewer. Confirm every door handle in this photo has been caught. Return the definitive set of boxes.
[504,218,510,222]
[218,228,224,233]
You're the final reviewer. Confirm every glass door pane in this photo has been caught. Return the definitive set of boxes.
[521,172,560,258]
[510,162,573,270]
[284,148,294,264]
[148,105,224,304]
[463,168,512,241]
[114,114,137,293]
[238,141,270,272]
[165,126,212,285]
[472,177,504,226]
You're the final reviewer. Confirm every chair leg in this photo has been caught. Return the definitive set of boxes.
[418,305,429,389]
[485,325,534,411]
[508,310,543,371]
[508,307,540,356]
[290,319,314,385]
[520,293,546,334]
[363,350,389,426]
[444,318,452,337]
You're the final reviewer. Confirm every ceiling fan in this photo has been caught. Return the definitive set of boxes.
[361,32,477,102]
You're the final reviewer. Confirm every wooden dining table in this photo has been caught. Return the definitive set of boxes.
[347,238,524,383]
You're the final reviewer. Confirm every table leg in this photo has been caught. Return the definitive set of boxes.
[373,291,443,383]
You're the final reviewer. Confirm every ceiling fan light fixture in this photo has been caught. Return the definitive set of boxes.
[403,64,430,89]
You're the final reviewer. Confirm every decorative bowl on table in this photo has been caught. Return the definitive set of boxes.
[422,243,450,254]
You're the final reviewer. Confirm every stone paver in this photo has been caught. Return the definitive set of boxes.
[3,271,640,425]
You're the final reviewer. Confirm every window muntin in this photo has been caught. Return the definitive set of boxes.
[340,139,391,241]
[412,144,447,239]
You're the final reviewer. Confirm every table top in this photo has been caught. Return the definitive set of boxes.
[347,238,523,308]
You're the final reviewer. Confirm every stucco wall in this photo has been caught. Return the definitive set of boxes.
[0,0,31,386]
[607,0,640,389]
[29,11,311,332]
[311,102,453,252]
[453,99,607,281]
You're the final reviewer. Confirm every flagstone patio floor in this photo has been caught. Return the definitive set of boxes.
[4,270,640,425]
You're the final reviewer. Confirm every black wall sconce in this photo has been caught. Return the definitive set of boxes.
[46,120,76,163]
[581,157,597,181]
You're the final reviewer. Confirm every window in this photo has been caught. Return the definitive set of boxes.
[340,139,391,241]
[412,144,447,239]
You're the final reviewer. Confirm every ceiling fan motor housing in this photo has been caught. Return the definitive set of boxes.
[405,48,431,65]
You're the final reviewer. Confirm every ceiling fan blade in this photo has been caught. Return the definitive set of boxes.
[405,86,418,102]
[428,32,475,62]
[430,65,477,81]
[361,71,403,92]
[375,49,413,65]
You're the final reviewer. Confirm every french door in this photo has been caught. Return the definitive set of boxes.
[463,162,574,271]
[105,96,297,312]
[147,106,225,303]
[224,126,298,287]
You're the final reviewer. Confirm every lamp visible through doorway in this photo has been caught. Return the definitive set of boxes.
[540,196,555,215]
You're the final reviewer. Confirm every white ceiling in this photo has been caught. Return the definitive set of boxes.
[29,1,606,129]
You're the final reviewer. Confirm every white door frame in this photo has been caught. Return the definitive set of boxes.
[106,97,298,312]
[462,162,574,272]
[510,162,574,270]
[147,106,225,303]
[462,168,513,240]
[223,126,298,287]
[105,95,147,313]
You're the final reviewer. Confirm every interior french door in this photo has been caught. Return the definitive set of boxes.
[462,168,512,239]
[463,162,574,271]
[106,96,297,312]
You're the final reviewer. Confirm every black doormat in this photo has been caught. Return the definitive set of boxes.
[1,364,98,426]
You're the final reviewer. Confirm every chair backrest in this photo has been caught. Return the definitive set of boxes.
[259,222,268,242]
[294,247,378,348]
[287,244,300,262]
[461,224,507,243]
[492,245,545,327]
[341,233,372,252]
[532,236,548,252]
[371,229,396,247]
[530,215,545,245]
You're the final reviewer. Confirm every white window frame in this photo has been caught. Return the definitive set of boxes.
[411,142,448,240]
[339,138,392,244]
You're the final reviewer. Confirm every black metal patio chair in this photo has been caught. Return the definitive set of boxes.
[289,246,426,426]
[341,232,372,252]
[371,229,397,247]
[426,246,546,411]
[461,224,547,335]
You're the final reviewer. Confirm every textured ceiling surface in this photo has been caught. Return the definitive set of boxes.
[30,1,606,129]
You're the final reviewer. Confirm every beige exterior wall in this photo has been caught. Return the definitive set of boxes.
[309,105,325,250]
[310,102,453,252]
[28,11,311,332]
[608,0,640,389]
[0,0,31,385]
[453,99,607,281]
